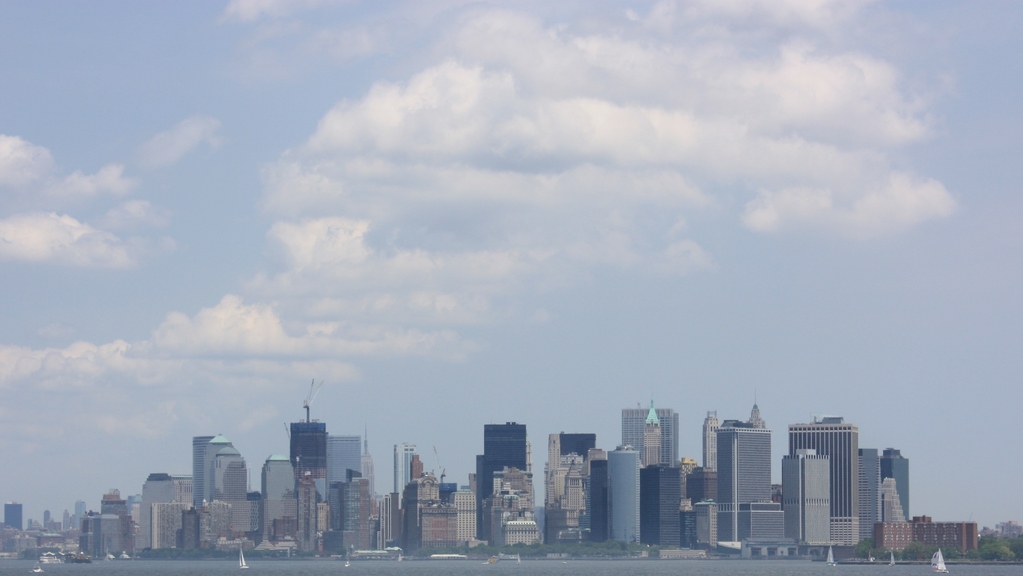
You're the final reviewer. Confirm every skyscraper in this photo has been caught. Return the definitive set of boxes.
[191,435,214,508]
[789,416,860,545]
[327,435,362,488]
[290,421,328,497]
[139,473,177,550]
[588,454,610,543]
[4,503,23,530]
[361,428,376,498]
[716,418,774,542]
[608,445,640,543]
[639,464,681,546]
[622,403,679,466]
[202,435,233,505]
[859,448,880,541]
[702,411,719,472]
[262,455,297,543]
[394,442,417,494]
[642,402,662,467]
[880,448,910,521]
[782,449,830,544]
[475,423,528,541]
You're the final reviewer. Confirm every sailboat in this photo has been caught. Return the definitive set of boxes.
[889,552,895,566]
[239,548,249,569]
[826,546,837,566]
[931,549,948,573]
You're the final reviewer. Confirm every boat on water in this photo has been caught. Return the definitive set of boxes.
[344,560,350,568]
[105,553,115,561]
[889,552,895,566]
[239,548,249,570]
[119,552,131,560]
[66,553,92,564]
[826,546,837,566]
[31,564,43,573]
[38,553,62,564]
[932,549,949,573]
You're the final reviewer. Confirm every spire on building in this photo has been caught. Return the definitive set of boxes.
[748,400,765,429]
[645,399,660,425]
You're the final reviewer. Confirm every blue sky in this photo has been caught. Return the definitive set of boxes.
[1,0,1021,529]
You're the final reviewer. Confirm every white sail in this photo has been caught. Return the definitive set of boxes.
[826,546,837,566]
[931,549,948,573]
[239,548,249,569]
[889,552,895,566]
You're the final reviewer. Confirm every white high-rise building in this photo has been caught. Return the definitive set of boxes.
[394,442,417,495]
[453,489,477,542]
[361,429,376,497]
[702,411,719,471]
[782,449,831,544]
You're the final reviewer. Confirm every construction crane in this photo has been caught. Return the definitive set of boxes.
[304,379,324,423]
[433,445,446,483]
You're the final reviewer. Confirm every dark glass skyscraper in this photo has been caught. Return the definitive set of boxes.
[191,435,214,509]
[4,503,22,530]
[475,422,527,540]
[880,448,909,521]
[640,465,682,546]
[858,448,880,541]
[291,421,328,495]
[588,459,609,542]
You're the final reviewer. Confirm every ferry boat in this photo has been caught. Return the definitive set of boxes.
[38,553,62,564]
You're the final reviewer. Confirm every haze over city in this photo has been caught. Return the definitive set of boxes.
[1,0,1021,534]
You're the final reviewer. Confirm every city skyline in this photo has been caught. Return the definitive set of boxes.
[2,1,1022,533]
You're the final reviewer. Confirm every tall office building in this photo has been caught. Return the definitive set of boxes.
[622,403,679,466]
[789,416,860,545]
[782,449,831,544]
[475,422,528,541]
[639,465,681,546]
[642,403,662,467]
[716,418,774,542]
[4,503,22,530]
[296,474,318,551]
[262,455,297,543]
[859,448,880,541]
[212,444,250,534]
[880,448,910,521]
[202,435,233,505]
[139,473,176,550]
[361,429,376,498]
[394,443,417,494]
[608,445,640,543]
[191,435,214,508]
[291,421,328,497]
[327,435,362,488]
[702,411,719,472]
[589,456,610,543]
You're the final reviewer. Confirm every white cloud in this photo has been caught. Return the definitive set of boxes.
[137,116,222,168]
[51,163,137,198]
[99,200,172,230]
[0,212,137,267]
[221,0,339,23]
[742,172,956,237]
[0,134,54,187]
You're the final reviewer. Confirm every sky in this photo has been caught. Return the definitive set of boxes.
[1,0,1021,529]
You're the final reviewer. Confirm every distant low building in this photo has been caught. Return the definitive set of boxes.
[874,516,978,552]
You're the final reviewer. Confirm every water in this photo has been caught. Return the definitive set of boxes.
[2,560,1017,576]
